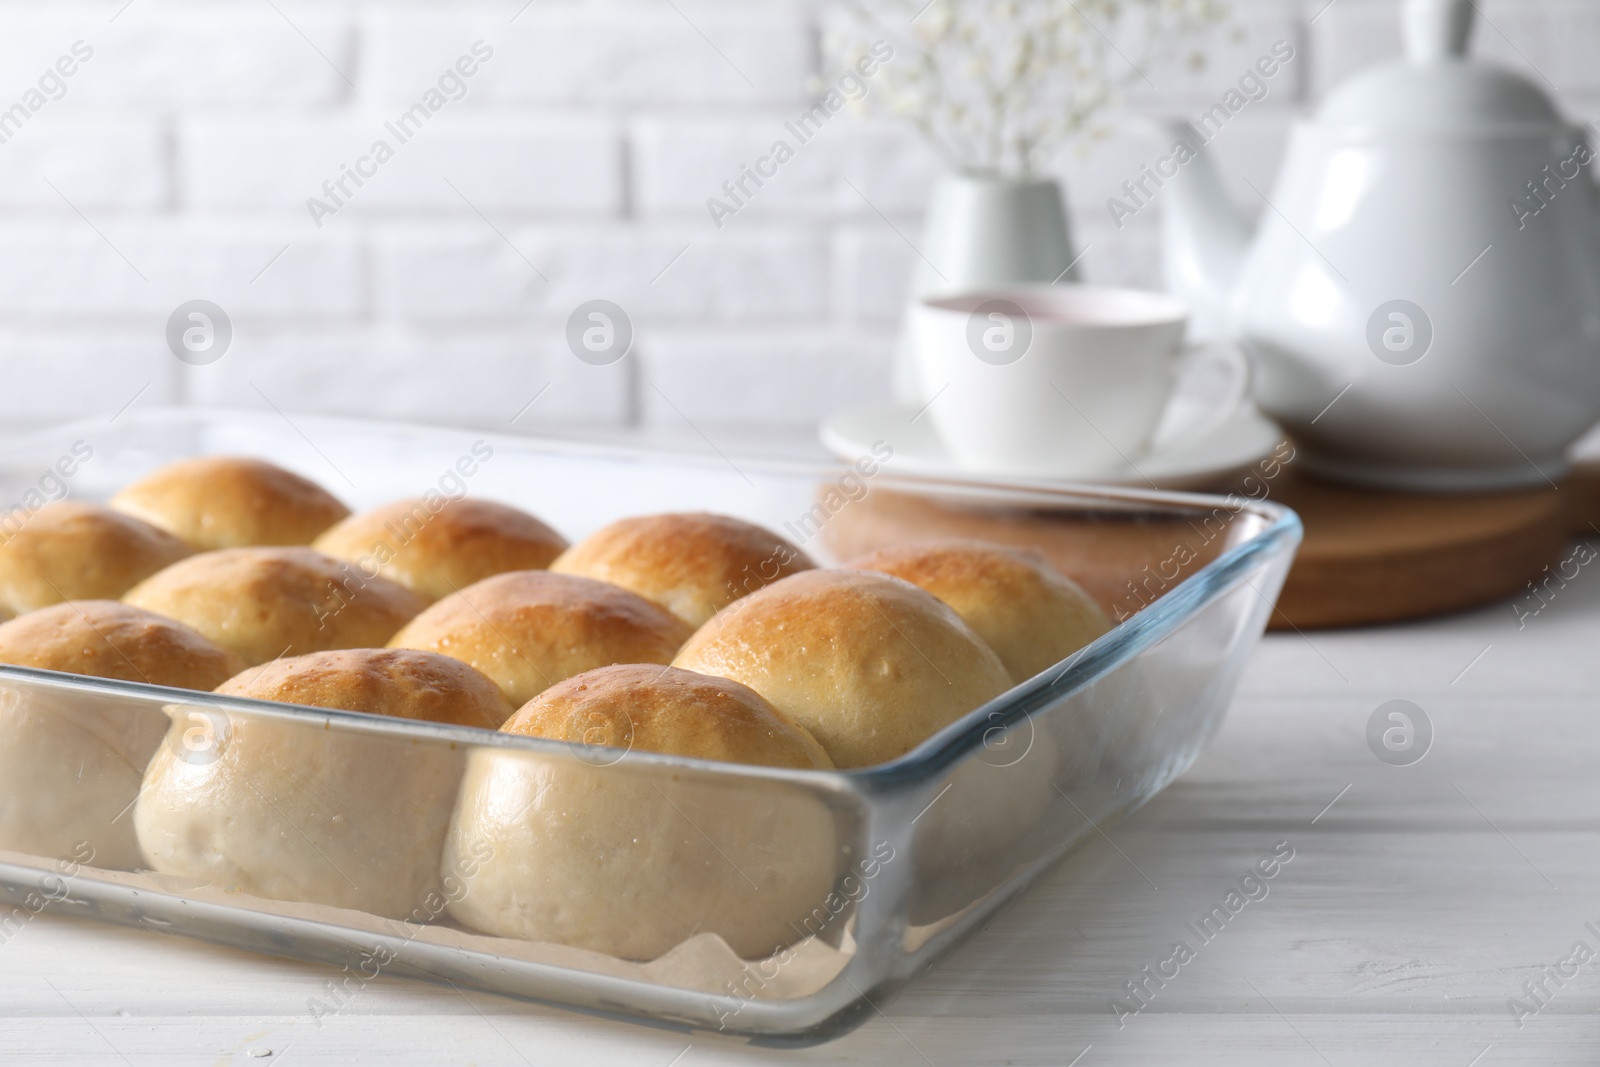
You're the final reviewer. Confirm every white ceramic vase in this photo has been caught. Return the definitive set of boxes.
[893,174,1082,404]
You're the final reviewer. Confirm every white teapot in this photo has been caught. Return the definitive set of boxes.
[1161,0,1600,490]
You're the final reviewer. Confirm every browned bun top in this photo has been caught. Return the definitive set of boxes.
[0,502,193,615]
[122,547,427,667]
[849,538,1111,682]
[672,569,1014,769]
[216,648,513,729]
[387,570,693,708]
[313,497,568,603]
[0,600,246,691]
[110,456,350,550]
[504,663,832,770]
[550,512,814,628]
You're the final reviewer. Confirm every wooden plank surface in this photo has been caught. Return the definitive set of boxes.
[2,550,1597,1065]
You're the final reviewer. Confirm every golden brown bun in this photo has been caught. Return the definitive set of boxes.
[0,601,245,691]
[313,498,568,603]
[850,539,1111,682]
[110,456,349,550]
[504,664,832,769]
[217,648,512,730]
[387,571,692,707]
[123,547,426,666]
[0,503,192,615]
[672,570,1014,769]
[444,667,837,959]
[550,512,814,628]
[136,649,499,918]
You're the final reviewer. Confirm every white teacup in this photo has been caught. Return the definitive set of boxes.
[915,285,1250,479]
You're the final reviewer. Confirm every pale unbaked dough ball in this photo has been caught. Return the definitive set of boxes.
[123,547,427,666]
[0,502,192,616]
[443,664,837,960]
[850,539,1110,682]
[387,571,692,707]
[550,512,814,628]
[110,456,349,550]
[313,498,568,603]
[134,649,510,918]
[672,570,1014,769]
[0,601,247,870]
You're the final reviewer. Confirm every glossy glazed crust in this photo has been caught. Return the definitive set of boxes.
[216,648,512,729]
[313,498,568,603]
[0,503,194,615]
[110,456,350,550]
[550,512,814,628]
[386,570,693,707]
[671,569,1014,769]
[505,663,832,769]
[0,600,246,691]
[849,539,1111,682]
[122,547,427,666]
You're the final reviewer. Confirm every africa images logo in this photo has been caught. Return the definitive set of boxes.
[1366,300,1433,366]
[166,300,232,366]
[965,299,1033,366]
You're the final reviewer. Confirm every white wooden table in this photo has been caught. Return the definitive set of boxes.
[4,524,1597,1064]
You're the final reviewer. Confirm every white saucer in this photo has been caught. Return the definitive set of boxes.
[820,403,1285,493]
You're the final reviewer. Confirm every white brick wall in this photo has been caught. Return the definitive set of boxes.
[0,0,1592,436]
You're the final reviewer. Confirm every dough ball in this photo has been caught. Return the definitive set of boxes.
[217,647,513,729]
[443,664,836,960]
[504,663,831,770]
[134,649,507,918]
[123,547,427,666]
[0,502,192,615]
[673,569,1014,769]
[0,602,245,870]
[850,539,1110,682]
[551,512,814,628]
[0,600,246,690]
[314,498,568,603]
[387,571,692,707]
[111,456,349,550]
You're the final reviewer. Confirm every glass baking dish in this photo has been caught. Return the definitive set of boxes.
[0,408,1299,1046]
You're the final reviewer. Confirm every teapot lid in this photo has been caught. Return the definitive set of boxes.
[1317,0,1563,130]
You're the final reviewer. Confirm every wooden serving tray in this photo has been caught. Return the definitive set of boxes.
[821,460,1600,632]
[1259,467,1573,630]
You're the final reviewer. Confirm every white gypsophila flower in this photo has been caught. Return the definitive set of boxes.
[825,0,1232,177]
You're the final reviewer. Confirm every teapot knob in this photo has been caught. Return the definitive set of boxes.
[1403,0,1475,61]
